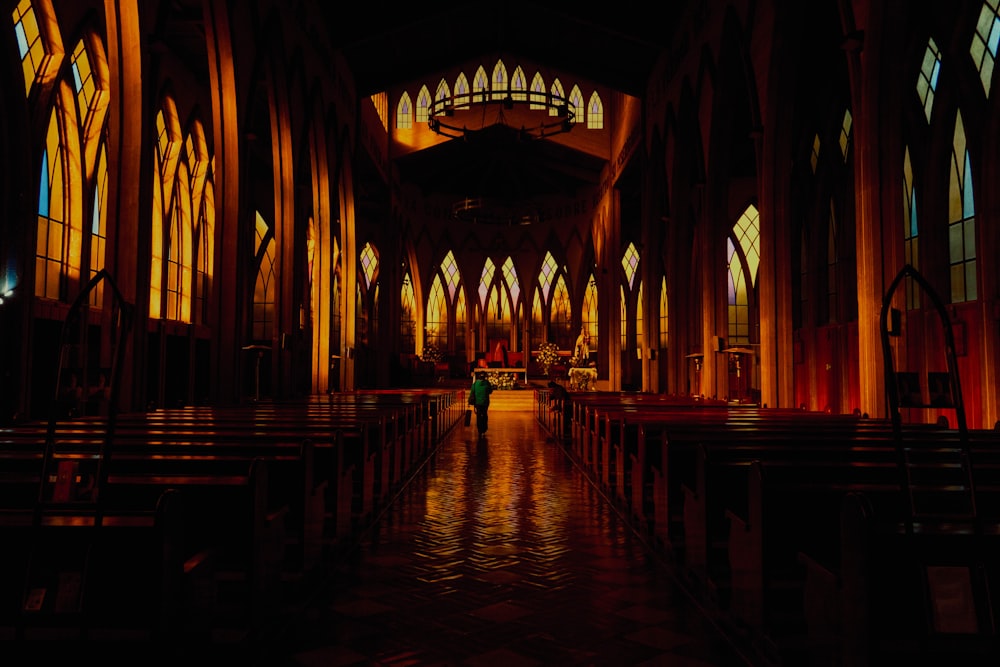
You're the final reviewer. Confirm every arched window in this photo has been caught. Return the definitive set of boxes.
[453,72,470,109]
[971,1,1000,97]
[252,211,276,341]
[491,59,508,100]
[551,274,572,350]
[425,250,462,351]
[34,32,110,307]
[917,38,942,123]
[549,78,565,116]
[415,85,431,123]
[949,110,977,303]
[568,84,584,124]
[582,273,598,352]
[358,241,379,346]
[396,91,412,129]
[401,269,416,354]
[12,0,49,96]
[587,91,603,129]
[728,204,760,343]
[529,72,546,109]
[510,65,527,101]
[472,66,489,103]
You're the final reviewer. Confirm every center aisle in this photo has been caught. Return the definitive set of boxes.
[261,399,752,666]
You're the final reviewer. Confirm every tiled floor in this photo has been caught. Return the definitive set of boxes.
[256,404,753,666]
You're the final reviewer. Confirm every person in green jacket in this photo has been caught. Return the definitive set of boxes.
[469,371,494,436]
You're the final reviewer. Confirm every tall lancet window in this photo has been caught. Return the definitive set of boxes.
[728,204,760,343]
[949,111,977,303]
[401,269,416,354]
[582,273,599,352]
[252,211,276,341]
[971,0,1000,96]
[12,0,48,96]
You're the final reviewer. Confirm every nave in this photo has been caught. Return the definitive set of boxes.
[257,403,752,666]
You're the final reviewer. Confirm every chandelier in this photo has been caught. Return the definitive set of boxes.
[428,85,576,140]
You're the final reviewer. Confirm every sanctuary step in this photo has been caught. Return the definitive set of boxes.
[489,389,535,412]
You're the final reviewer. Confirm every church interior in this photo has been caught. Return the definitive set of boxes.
[2,0,1000,664]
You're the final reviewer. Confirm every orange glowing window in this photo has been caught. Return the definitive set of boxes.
[12,0,44,96]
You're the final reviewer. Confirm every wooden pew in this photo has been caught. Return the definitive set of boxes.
[2,489,186,643]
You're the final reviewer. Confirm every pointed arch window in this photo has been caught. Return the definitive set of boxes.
[583,273,598,352]
[551,274,572,350]
[415,85,431,123]
[839,109,852,161]
[12,0,46,96]
[549,79,565,116]
[491,60,508,101]
[358,242,379,346]
[89,142,108,307]
[401,270,416,354]
[35,110,68,300]
[903,146,920,309]
[971,0,1000,96]
[529,72,546,109]
[479,257,496,308]
[949,111,977,303]
[34,31,112,307]
[501,256,520,308]
[587,91,604,129]
[360,241,378,289]
[440,250,460,299]
[728,204,760,342]
[484,281,510,344]
[424,250,463,351]
[917,38,942,123]
[510,65,528,100]
[193,153,214,326]
[425,274,447,349]
[538,251,559,302]
[253,211,276,341]
[165,156,191,322]
[473,66,489,103]
[396,92,413,129]
[454,72,470,109]
[435,79,450,109]
[622,241,640,290]
[568,85,584,123]
[531,289,545,347]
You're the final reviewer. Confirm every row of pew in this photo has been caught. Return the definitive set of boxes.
[0,389,463,650]
[535,388,1000,666]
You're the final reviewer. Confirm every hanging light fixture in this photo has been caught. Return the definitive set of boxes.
[428,84,576,140]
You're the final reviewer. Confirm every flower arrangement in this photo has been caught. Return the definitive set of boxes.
[420,343,444,363]
[487,371,517,390]
[536,341,559,375]
[568,355,583,368]
[568,370,594,391]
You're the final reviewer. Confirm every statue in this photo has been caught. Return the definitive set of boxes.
[574,327,590,360]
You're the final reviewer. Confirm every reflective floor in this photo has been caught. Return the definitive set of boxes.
[259,403,753,666]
